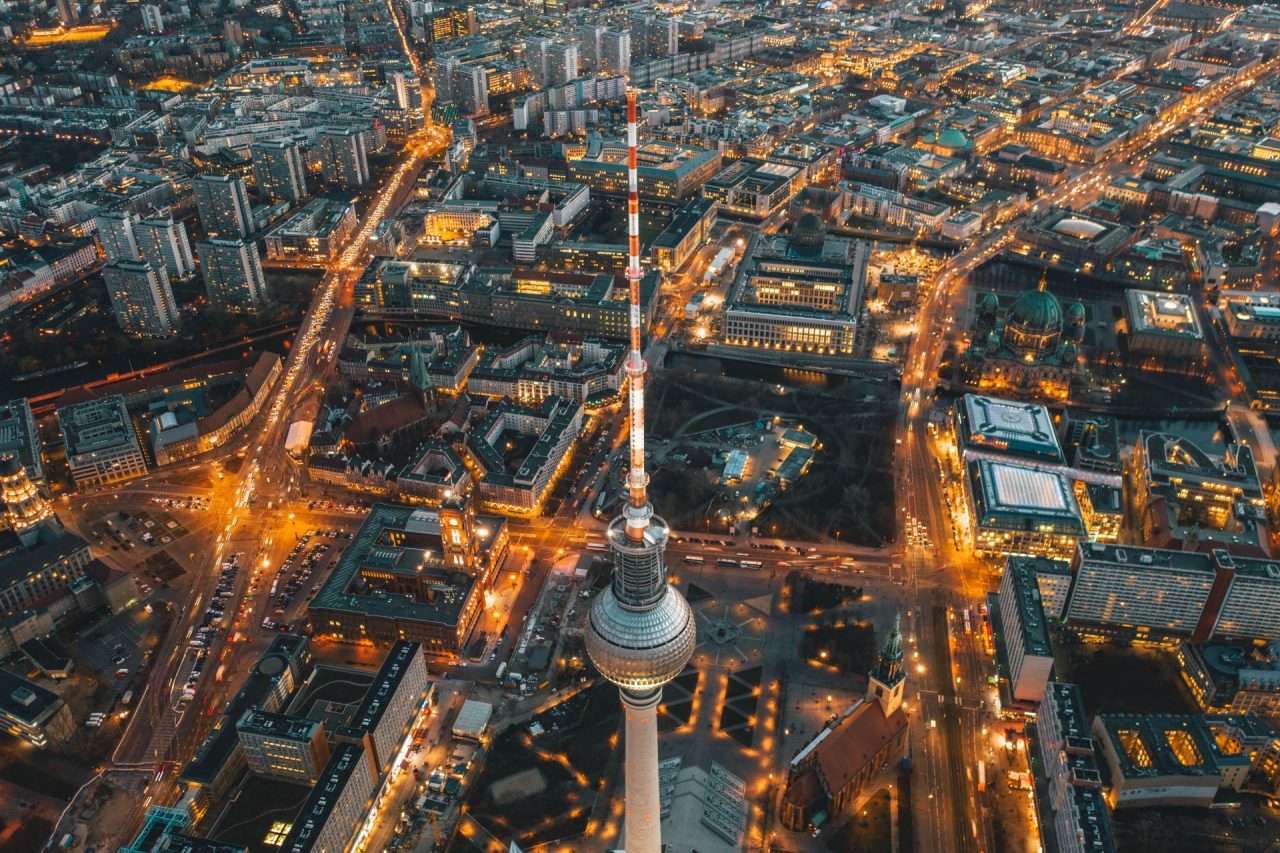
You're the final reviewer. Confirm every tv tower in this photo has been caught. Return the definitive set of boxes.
[585,90,696,853]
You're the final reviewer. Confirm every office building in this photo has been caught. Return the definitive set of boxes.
[181,636,313,808]
[264,199,357,264]
[308,499,508,653]
[703,159,804,220]
[1179,641,1280,716]
[317,128,369,189]
[466,396,583,514]
[197,238,267,311]
[56,395,147,488]
[236,710,330,783]
[140,3,163,33]
[467,336,625,404]
[1133,431,1267,555]
[335,640,428,777]
[1065,543,1280,642]
[567,140,720,201]
[1221,290,1280,343]
[0,398,44,483]
[601,29,631,75]
[452,64,489,118]
[1124,290,1205,357]
[280,743,375,853]
[1030,683,1116,853]
[0,667,74,748]
[546,43,579,86]
[722,220,868,356]
[54,0,78,27]
[252,138,307,203]
[1092,713,1251,809]
[95,209,141,262]
[994,559,1054,705]
[103,260,181,337]
[426,6,474,43]
[136,214,196,279]
[964,458,1085,560]
[356,261,660,341]
[955,394,1065,464]
[192,174,254,239]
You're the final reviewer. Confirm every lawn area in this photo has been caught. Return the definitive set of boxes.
[462,684,621,849]
[647,372,897,545]
[824,789,892,853]
[1055,642,1197,716]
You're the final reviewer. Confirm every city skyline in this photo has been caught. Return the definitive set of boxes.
[0,0,1278,852]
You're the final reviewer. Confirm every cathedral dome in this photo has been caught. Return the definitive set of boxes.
[1008,281,1063,336]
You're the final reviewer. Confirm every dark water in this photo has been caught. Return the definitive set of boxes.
[1,329,295,401]
[665,352,851,390]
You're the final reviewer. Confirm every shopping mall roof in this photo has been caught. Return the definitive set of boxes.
[957,395,1064,463]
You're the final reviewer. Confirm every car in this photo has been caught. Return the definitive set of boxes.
[113,654,128,666]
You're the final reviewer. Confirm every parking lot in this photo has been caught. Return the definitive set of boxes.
[261,529,348,633]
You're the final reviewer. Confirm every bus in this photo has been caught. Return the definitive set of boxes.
[977,760,986,793]
[684,556,705,564]
[740,560,763,569]
[963,608,973,636]
[716,558,739,568]
[586,542,608,552]
[269,580,279,596]
[121,690,133,706]
[496,661,508,682]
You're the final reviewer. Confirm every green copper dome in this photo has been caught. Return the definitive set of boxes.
[935,128,971,151]
[1008,280,1063,334]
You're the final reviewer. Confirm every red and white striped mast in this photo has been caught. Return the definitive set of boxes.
[623,88,650,543]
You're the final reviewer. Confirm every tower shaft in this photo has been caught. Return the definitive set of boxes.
[622,689,662,853]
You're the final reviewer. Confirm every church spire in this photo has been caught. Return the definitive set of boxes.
[867,613,906,716]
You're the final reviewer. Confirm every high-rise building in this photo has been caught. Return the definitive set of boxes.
[431,55,459,103]
[640,15,680,58]
[427,5,474,42]
[95,209,140,263]
[523,36,553,86]
[54,0,78,27]
[584,92,696,853]
[251,138,307,204]
[103,260,181,338]
[601,29,631,75]
[546,42,579,86]
[995,559,1054,704]
[193,174,253,239]
[235,710,330,783]
[317,128,369,188]
[136,213,196,278]
[576,25,604,68]
[140,4,164,33]
[197,238,267,311]
[452,64,489,117]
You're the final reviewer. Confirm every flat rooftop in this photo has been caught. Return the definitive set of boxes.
[969,458,1081,524]
[309,504,483,626]
[959,394,1064,463]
